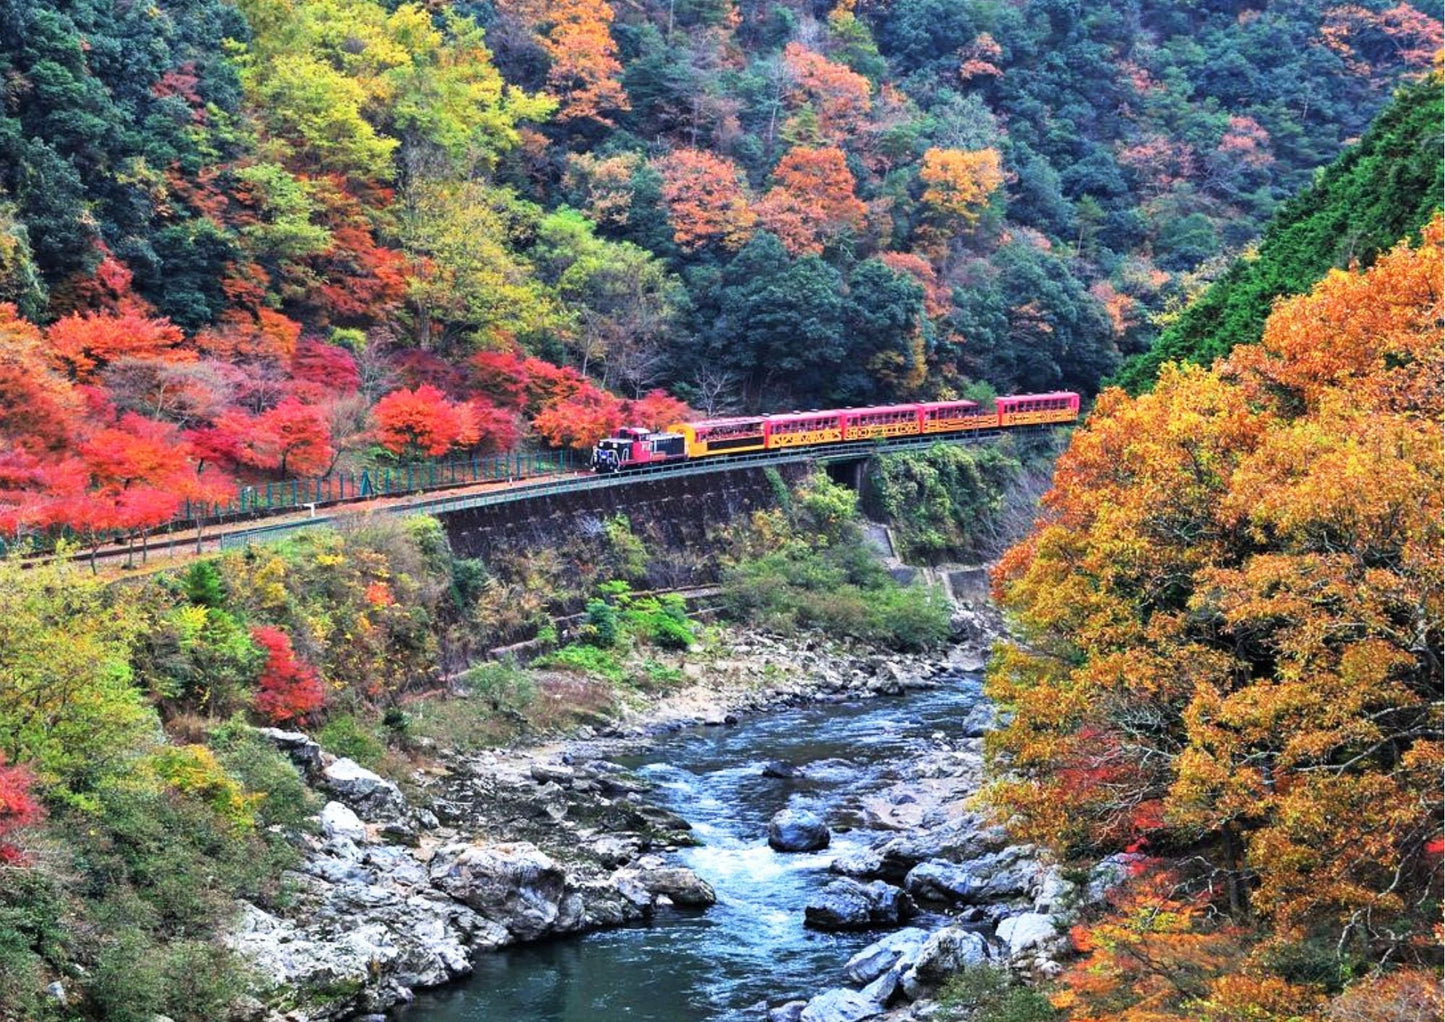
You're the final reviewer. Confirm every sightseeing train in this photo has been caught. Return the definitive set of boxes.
[589,392,1080,472]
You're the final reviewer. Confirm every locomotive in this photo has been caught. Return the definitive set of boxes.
[589,393,1079,473]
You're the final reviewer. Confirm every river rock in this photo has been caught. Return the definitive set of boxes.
[799,987,884,1022]
[769,1002,807,1022]
[768,809,830,852]
[844,927,929,984]
[803,879,911,931]
[901,846,1037,906]
[322,758,406,819]
[997,912,1058,957]
[615,865,716,907]
[899,926,991,999]
[872,814,1009,880]
[530,762,576,786]
[427,841,567,941]
[830,849,883,878]
[320,801,367,844]
[761,760,804,779]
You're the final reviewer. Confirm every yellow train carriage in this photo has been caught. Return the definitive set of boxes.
[842,405,923,441]
[995,392,1081,428]
[672,417,768,458]
[764,412,845,449]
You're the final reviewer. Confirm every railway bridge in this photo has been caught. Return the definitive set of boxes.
[213,427,1027,558]
[46,426,1045,573]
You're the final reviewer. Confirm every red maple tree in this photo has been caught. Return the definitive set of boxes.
[251,626,326,725]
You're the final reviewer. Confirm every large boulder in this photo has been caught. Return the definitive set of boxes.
[768,809,831,852]
[899,926,990,999]
[997,912,1058,958]
[319,801,367,844]
[614,866,717,908]
[830,849,884,878]
[427,841,567,942]
[804,879,912,931]
[903,846,1038,906]
[844,927,929,985]
[873,815,1008,880]
[322,758,407,819]
[799,987,884,1022]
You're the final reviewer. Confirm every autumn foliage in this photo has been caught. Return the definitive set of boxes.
[988,218,1444,1018]
[757,146,868,256]
[0,755,39,864]
[251,625,326,725]
[656,149,757,252]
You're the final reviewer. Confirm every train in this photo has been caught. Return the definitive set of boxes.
[588,392,1080,472]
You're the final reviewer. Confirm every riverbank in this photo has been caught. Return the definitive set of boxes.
[227,603,1004,1021]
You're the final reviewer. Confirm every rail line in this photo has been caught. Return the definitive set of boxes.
[30,426,1044,575]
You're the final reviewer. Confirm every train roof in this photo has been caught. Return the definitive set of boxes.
[995,391,1078,402]
[683,415,768,429]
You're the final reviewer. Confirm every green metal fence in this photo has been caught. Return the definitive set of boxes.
[179,450,583,524]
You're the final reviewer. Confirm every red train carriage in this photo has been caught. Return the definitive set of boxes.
[919,399,992,434]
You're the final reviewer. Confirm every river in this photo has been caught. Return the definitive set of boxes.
[403,673,985,1022]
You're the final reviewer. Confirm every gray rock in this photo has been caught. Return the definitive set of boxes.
[761,760,804,779]
[799,987,884,1022]
[903,847,1037,905]
[900,927,990,999]
[1032,867,1078,916]
[769,1002,807,1022]
[844,927,929,984]
[255,727,323,776]
[804,879,912,931]
[768,809,830,852]
[996,912,1058,957]
[530,762,575,786]
[322,758,406,819]
[44,981,65,1006]
[903,861,978,904]
[319,801,366,844]
[873,815,1008,880]
[428,841,567,941]
[830,849,884,878]
[617,866,716,907]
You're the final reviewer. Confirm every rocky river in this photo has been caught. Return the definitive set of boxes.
[230,609,1131,1022]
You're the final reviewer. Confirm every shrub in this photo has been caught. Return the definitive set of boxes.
[463,662,537,712]
[210,720,318,830]
[317,714,385,767]
[251,626,325,725]
[539,644,627,684]
[938,966,1059,1022]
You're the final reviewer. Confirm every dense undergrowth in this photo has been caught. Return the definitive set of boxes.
[0,468,949,1018]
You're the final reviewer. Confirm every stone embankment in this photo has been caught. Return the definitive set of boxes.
[227,600,1001,1021]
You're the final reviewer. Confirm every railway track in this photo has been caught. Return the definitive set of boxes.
[24,425,1054,577]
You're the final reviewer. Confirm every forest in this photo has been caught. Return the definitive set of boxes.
[0,0,1439,547]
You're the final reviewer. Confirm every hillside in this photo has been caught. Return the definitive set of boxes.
[1113,69,1445,392]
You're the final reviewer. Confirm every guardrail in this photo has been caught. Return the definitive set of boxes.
[217,427,1030,550]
